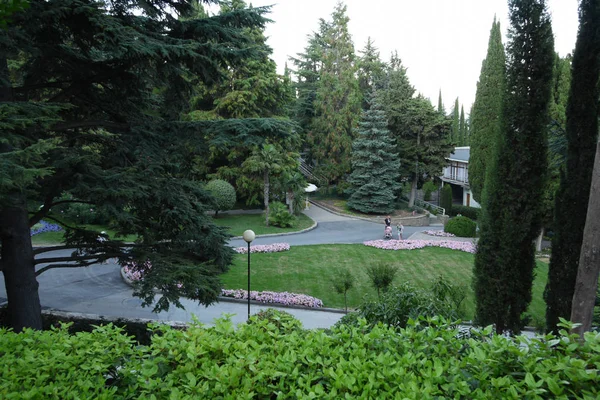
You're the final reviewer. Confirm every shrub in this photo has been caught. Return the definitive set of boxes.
[53,193,111,225]
[331,269,355,312]
[2,318,600,398]
[267,201,295,227]
[431,275,467,319]
[248,309,303,333]
[422,180,438,201]
[450,204,480,220]
[205,179,236,216]
[440,184,453,214]
[365,263,398,298]
[445,215,477,237]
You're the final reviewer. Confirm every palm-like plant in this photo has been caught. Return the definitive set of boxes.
[283,171,307,214]
[243,144,283,226]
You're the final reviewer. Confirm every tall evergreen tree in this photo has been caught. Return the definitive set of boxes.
[469,18,506,203]
[309,2,361,184]
[545,0,600,333]
[451,98,460,144]
[473,0,555,334]
[357,37,386,110]
[347,97,400,214]
[0,0,294,331]
[437,90,445,115]
[459,105,466,146]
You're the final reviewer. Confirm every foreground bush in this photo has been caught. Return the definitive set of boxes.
[445,215,477,237]
[1,316,599,399]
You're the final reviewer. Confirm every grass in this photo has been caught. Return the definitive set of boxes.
[212,213,314,236]
[221,244,549,321]
[31,224,137,246]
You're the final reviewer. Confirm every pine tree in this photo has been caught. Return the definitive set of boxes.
[357,37,386,110]
[469,18,506,203]
[347,97,400,214]
[310,2,361,184]
[545,0,600,333]
[0,0,294,331]
[473,0,555,334]
[459,105,466,146]
[437,90,445,115]
[451,98,460,144]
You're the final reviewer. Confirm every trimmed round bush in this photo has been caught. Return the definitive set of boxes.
[445,215,477,237]
[206,179,236,216]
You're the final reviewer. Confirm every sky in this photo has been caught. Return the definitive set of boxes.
[241,0,579,113]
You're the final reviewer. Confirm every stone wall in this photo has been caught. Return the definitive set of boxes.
[395,214,430,227]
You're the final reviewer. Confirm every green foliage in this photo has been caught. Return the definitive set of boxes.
[450,205,480,220]
[309,3,362,183]
[2,317,600,398]
[267,201,295,228]
[431,275,467,318]
[474,0,555,334]
[365,263,398,298]
[469,18,506,203]
[451,98,460,144]
[247,309,303,333]
[205,179,236,216]
[331,269,355,312]
[347,97,400,214]
[445,216,477,238]
[347,283,460,329]
[357,37,386,109]
[422,180,438,201]
[546,0,600,333]
[440,184,453,214]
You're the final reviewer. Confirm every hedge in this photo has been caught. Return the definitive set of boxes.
[445,215,477,237]
[1,312,599,399]
[450,204,481,220]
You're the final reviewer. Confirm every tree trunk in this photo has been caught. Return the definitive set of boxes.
[264,171,270,226]
[0,195,43,331]
[535,228,544,252]
[408,176,418,208]
[570,140,600,338]
[287,190,294,214]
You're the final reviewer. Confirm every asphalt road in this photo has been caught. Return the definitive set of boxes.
[0,206,437,329]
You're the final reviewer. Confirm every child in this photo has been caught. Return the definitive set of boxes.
[397,224,404,240]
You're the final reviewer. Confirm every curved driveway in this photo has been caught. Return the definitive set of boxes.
[0,206,438,329]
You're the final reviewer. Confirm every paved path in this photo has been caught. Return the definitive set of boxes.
[1,205,445,329]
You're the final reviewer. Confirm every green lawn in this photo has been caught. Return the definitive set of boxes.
[221,244,549,322]
[212,213,314,236]
[31,224,137,246]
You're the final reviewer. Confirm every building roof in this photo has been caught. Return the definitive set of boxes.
[447,146,470,163]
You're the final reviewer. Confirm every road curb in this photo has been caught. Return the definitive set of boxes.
[120,267,347,315]
[230,219,318,240]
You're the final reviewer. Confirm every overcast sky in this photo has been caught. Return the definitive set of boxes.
[242,0,579,113]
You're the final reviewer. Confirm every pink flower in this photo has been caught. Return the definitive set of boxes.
[363,239,476,254]
[221,289,323,308]
[235,243,291,254]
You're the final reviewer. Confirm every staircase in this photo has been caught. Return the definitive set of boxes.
[299,157,326,186]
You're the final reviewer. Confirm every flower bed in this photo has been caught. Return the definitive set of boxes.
[364,239,476,254]
[423,230,456,237]
[30,220,63,236]
[234,243,290,254]
[221,289,323,308]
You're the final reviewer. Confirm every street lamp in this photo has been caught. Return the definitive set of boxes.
[242,229,255,320]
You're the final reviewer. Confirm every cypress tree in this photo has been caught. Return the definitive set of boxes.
[469,18,506,203]
[437,89,445,115]
[451,98,459,144]
[545,0,600,333]
[459,105,466,146]
[347,97,400,214]
[440,185,453,215]
[473,0,555,334]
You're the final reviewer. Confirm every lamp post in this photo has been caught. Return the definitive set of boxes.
[242,229,255,320]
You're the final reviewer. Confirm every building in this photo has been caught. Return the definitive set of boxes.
[440,146,481,208]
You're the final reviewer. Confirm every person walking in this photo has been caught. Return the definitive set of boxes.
[397,223,404,240]
[384,215,392,227]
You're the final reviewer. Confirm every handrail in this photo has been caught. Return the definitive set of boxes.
[415,198,445,216]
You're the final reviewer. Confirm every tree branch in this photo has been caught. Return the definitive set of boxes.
[35,261,97,276]
[34,252,124,265]
[52,120,130,132]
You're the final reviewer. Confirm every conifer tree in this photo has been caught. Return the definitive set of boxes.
[459,106,466,146]
[0,0,294,331]
[546,0,600,333]
[469,18,506,203]
[347,97,400,214]
[473,0,555,334]
[437,90,445,115]
[310,2,361,184]
[357,37,386,110]
[451,98,460,144]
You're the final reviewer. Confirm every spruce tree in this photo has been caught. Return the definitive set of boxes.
[545,0,600,333]
[469,18,506,203]
[0,0,294,331]
[310,3,361,184]
[347,97,400,214]
[473,0,554,334]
